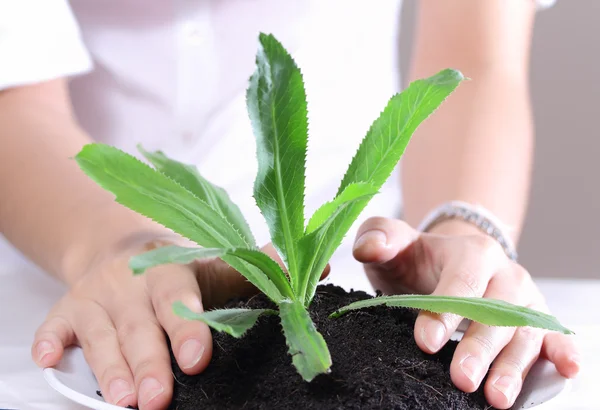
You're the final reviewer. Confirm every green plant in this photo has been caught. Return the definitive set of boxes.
[74,33,572,383]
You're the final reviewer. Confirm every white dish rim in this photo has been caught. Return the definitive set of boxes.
[43,342,573,410]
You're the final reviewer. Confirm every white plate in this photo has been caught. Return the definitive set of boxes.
[43,346,123,410]
[43,342,571,410]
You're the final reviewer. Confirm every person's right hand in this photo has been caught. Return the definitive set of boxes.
[30,235,269,409]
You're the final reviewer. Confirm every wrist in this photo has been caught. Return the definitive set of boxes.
[417,200,519,261]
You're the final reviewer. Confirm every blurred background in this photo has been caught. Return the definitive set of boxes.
[400,0,599,279]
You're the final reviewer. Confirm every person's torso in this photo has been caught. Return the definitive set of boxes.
[4,0,405,291]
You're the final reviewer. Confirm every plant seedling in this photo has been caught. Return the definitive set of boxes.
[75,33,573,382]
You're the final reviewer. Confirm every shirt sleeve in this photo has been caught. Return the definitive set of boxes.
[0,0,93,90]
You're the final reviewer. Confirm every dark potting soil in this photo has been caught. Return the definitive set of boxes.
[165,284,490,410]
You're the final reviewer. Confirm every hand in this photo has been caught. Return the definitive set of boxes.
[353,217,580,410]
[30,234,274,410]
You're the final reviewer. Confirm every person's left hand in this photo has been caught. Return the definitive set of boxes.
[352,217,580,410]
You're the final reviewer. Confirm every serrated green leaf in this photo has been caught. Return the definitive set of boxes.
[247,33,308,293]
[305,183,379,235]
[75,144,244,248]
[75,143,285,303]
[337,68,465,194]
[279,300,332,382]
[330,295,574,335]
[129,245,294,299]
[227,248,293,298]
[298,69,464,306]
[297,184,378,304]
[130,246,225,275]
[173,302,277,338]
[138,146,256,247]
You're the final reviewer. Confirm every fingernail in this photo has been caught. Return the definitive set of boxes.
[139,377,164,405]
[460,355,484,384]
[109,379,134,405]
[570,353,581,367]
[568,353,582,376]
[179,339,205,369]
[354,230,387,251]
[36,341,55,363]
[421,321,445,352]
[493,375,519,404]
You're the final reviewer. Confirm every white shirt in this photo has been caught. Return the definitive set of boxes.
[0,0,557,290]
[0,0,410,292]
[0,1,557,409]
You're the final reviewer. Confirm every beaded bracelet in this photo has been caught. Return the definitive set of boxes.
[416,200,518,261]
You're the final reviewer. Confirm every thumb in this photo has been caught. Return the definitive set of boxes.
[353,218,421,295]
[353,217,420,268]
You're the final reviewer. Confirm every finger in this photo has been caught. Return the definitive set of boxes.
[114,306,173,410]
[541,331,581,378]
[352,217,419,266]
[32,306,76,368]
[72,300,136,407]
[415,235,507,355]
[147,265,213,375]
[484,320,545,409]
[450,266,532,395]
[352,218,426,295]
[320,263,331,280]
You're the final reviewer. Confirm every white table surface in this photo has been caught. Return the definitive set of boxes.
[0,257,598,410]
